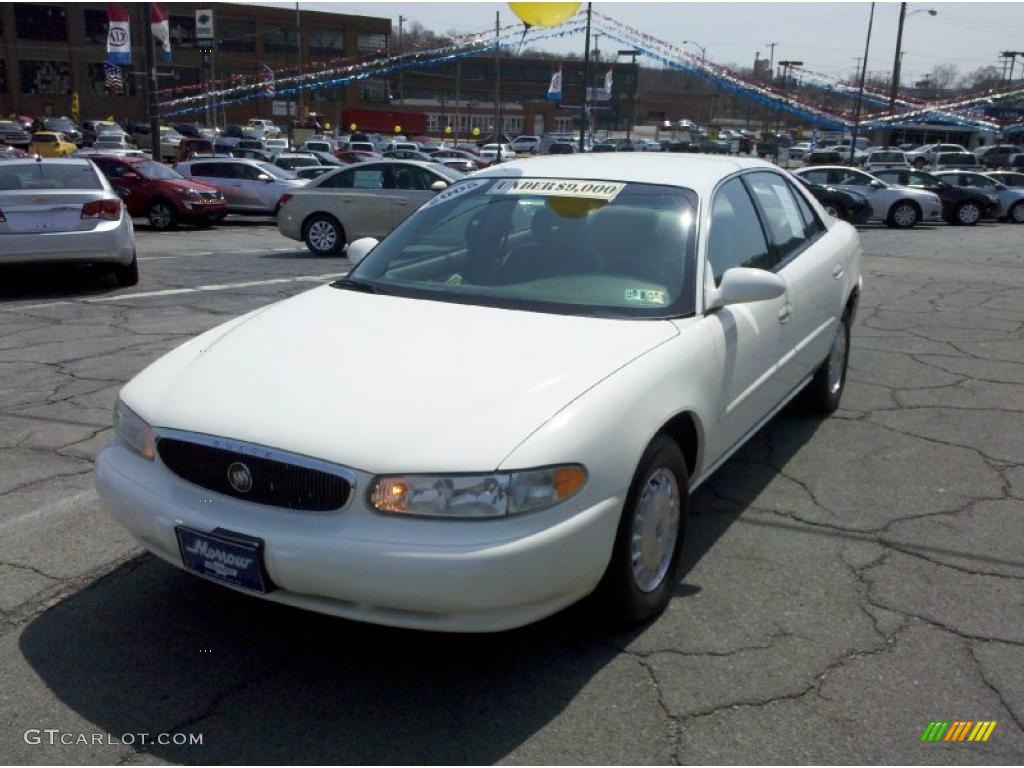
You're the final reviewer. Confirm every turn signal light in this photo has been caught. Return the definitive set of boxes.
[278,193,293,208]
[81,199,121,220]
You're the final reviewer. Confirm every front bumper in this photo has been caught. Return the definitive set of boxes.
[178,199,228,221]
[95,442,622,632]
[0,218,134,266]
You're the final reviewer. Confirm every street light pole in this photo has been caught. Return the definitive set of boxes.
[578,2,592,153]
[886,4,936,145]
[617,49,638,141]
[850,2,876,165]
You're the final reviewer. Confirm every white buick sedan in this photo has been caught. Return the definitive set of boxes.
[95,155,862,632]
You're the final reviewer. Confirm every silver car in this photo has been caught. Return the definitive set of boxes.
[794,166,943,228]
[0,158,137,284]
[176,158,307,215]
[934,170,1024,223]
[277,160,463,256]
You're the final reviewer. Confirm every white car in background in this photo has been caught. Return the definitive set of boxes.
[634,139,664,151]
[277,159,463,255]
[933,169,1024,223]
[905,142,967,168]
[247,119,282,139]
[175,158,307,215]
[510,135,542,154]
[96,154,861,632]
[264,138,290,154]
[794,166,943,227]
[861,149,909,173]
[479,143,517,163]
[0,158,137,285]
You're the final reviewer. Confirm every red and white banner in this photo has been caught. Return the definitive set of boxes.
[106,3,131,65]
[150,3,172,62]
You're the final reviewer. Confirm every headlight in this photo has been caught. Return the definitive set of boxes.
[175,188,202,199]
[113,397,155,460]
[370,465,587,518]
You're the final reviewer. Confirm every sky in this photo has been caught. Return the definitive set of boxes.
[252,1,1024,85]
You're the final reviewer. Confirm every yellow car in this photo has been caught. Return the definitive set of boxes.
[28,131,77,157]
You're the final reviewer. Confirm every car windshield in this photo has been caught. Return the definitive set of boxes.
[255,161,295,179]
[0,163,102,190]
[135,161,182,180]
[44,118,75,131]
[34,135,57,143]
[871,152,903,162]
[343,178,698,319]
[941,153,977,164]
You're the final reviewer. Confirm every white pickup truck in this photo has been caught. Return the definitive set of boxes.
[246,119,281,139]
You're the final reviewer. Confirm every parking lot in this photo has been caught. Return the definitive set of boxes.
[1,215,1022,764]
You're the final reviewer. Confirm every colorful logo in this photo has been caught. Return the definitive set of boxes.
[921,721,997,742]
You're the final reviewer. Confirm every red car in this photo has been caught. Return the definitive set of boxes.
[334,150,382,164]
[86,154,227,230]
[176,138,215,162]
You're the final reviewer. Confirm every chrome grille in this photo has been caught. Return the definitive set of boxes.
[157,437,351,511]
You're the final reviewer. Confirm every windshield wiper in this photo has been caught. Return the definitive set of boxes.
[332,277,387,294]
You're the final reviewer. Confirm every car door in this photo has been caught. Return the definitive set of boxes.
[702,176,790,464]
[231,163,279,212]
[187,162,242,208]
[390,164,442,225]
[744,171,845,390]
[827,168,888,219]
[318,164,396,238]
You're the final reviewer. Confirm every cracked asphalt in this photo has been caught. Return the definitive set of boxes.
[0,216,1021,764]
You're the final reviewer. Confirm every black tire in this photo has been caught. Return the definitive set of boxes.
[954,200,982,226]
[597,435,689,624]
[147,199,177,230]
[887,200,920,229]
[822,200,847,221]
[112,253,139,287]
[302,214,345,256]
[804,309,851,414]
[1008,201,1024,224]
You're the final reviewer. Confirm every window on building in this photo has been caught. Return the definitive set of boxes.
[16,5,68,42]
[83,9,107,45]
[357,32,387,54]
[219,19,255,52]
[554,116,573,133]
[170,15,196,48]
[359,77,390,104]
[309,28,344,59]
[263,26,298,55]
[20,60,71,96]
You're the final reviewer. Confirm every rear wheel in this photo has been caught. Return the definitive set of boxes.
[147,200,177,230]
[1009,201,1024,224]
[804,310,851,414]
[111,253,139,287]
[598,435,688,624]
[954,200,981,226]
[303,214,345,256]
[887,201,920,229]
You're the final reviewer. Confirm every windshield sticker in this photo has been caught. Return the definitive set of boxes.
[487,179,625,200]
[420,178,489,209]
[624,288,667,304]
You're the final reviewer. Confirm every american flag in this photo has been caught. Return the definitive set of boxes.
[260,63,275,97]
[105,63,124,93]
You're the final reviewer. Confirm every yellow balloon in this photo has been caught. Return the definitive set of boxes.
[472,127,480,136]
[324,123,331,130]
[394,125,402,134]
[508,2,580,28]
[349,122,357,132]
[444,125,452,135]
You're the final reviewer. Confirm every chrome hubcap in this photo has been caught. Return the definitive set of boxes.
[959,204,980,224]
[308,220,337,251]
[894,205,916,227]
[150,205,171,228]
[828,321,848,395]
[631,468,680,593]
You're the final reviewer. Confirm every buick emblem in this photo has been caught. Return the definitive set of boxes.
[226,462,253,493]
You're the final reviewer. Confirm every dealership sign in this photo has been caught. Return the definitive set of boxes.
[196,9,214,41]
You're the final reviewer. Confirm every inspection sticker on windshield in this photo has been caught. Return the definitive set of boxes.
[421,178,489,209]
[488,179,625,200]
[625,288,667,304]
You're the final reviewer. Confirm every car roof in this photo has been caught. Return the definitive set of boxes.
[474,153,782,195]
[3,157,95,167]
[33,131,62,137]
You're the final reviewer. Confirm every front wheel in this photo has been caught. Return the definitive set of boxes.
[1008,201,1024,224]
[887,201,920,229]
[147,200,177,230]
[302,214,345,256]
[954,200,982,226]
[597,435,688,624]
[804,311,850,414]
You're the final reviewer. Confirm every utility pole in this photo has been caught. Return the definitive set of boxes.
[296,3,303,123]
[850,2,875,165]
[140,3,161,162]
[454,59,461,144]
[578,2,592,152]
[617,49,638,141]
[398,15,405,104]
[493,11,501,141]
[777,60,803,135]
[762,42,777,137]
[884,1,907,146]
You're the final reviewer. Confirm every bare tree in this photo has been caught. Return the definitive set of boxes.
[960,65,1003,91]
[930,63,960,92]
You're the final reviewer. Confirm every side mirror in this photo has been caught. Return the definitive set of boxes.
[346,237,379,266]
[257,173,272,183]
[707,268,787,310]
[429,179,448,192]
[869,179,885,189]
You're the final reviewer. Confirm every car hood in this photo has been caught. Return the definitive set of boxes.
[122,286,678,472]
[159,178,221,194]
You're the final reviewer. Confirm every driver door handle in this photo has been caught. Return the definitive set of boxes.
[393,198,409,206]
[778,304,793,324]
[832,265,844,279]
